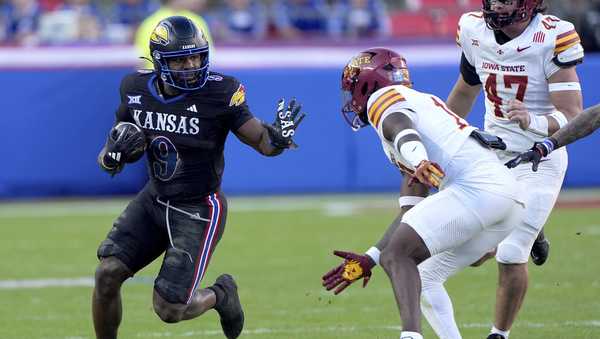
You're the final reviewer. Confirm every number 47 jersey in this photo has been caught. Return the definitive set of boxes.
[457,12,584,152]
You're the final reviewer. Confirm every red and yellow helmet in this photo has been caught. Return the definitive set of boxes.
[341,48,411,131]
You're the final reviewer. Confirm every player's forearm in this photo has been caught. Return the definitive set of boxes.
[551,103,600,148]
[446,83,479,119]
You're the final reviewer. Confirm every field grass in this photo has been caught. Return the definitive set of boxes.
[0,195,599,339]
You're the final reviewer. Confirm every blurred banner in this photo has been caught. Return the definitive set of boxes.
[2,46,599,198]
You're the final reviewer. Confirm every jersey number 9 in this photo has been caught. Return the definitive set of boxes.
[149,136,179,181]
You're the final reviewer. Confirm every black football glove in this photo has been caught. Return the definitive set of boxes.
[264,98,306,149]
[100,122,146,175]
[505,138,556,172]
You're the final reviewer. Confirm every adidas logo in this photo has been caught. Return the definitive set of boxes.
[108,152,121,162]
[187,104,197,113]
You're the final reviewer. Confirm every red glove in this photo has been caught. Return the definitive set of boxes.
[322,250,376,295]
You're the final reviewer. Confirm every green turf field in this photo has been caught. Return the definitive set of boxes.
[0,196,599,339]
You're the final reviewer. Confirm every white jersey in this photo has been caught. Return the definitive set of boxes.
[457,12,584,152]
[366,85,476,172]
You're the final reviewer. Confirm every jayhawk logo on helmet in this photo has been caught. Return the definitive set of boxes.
[150,23,170,46]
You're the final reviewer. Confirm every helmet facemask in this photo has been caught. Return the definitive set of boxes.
[153,47,209,91]
[341,63,370,131]
[483,0,541,30]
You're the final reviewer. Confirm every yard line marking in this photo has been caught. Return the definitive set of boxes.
[0,277,94,289]
[0,276,153,289]
[0,197,396,218]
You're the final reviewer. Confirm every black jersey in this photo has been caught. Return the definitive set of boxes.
[114,71,253,200]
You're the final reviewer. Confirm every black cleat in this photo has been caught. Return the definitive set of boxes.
[212,274,244,339]
[530,231,550,266]
[487,334,506,339]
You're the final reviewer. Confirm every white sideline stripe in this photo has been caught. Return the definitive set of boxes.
[0,196,397,218]
[0,277,94,289]
[0,276,154,289]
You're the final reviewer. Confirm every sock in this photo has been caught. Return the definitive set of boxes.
[491,326,510,339]
[421,284,462,339]
[400,331,423,339]
[207,284,225,308]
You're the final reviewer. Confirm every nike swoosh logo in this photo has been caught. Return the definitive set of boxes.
[517,46,531,52]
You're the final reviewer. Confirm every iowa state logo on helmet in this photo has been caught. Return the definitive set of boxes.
[229,84,246,107]
[150,23,169,46]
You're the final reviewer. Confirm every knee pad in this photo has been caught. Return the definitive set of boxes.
[496,241,529,264]
[155,248,195,305]
[97,237,123,259]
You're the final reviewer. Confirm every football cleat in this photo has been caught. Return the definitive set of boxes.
[487,334,506,339]
[530,233,550,266]
[213,274,244,339]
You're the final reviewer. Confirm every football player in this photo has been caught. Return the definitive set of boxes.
[92,16,305,339]
[507,103,600,170]
[421,0,584,338]
[322,48,525,339]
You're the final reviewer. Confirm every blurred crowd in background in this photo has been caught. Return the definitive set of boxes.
[1,0,600,51]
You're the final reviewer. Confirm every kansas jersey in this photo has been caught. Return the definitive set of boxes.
[457,12,584,152]
[367,85,476,172]
[114,71,253,199]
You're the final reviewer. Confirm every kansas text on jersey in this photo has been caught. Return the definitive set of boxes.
[115,71,253,199]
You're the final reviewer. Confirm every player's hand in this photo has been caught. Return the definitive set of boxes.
[322,250,376,295]
[100,122,146,175]
[264,98,306,149]
[506,99,530,130]
[413,160,445,188]
[505,141,552,171]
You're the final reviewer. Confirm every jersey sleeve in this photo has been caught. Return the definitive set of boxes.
[226,79,254,131]
[456,12,480,67]
[367,87,416,137]
[460,53,481,86]
[114,75,135,124]
[544,19,584,78]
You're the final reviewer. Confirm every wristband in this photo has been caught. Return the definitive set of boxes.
[548,110,568,129]
[365,246,381,266]
[398,196,425,208]
[527,113,549,136]
[538,138,556,156]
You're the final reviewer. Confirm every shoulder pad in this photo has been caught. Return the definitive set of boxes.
[207,74,223,82]
[457,12,485,47]
[552,21,584,68]
[119,72,140,95]
[553,43,584,68]
[367,87,407,128]
[539,15,562,30]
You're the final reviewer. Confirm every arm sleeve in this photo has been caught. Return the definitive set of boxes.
[460,53,481,86]
[545,20,584,78]
[115,76,134,123]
